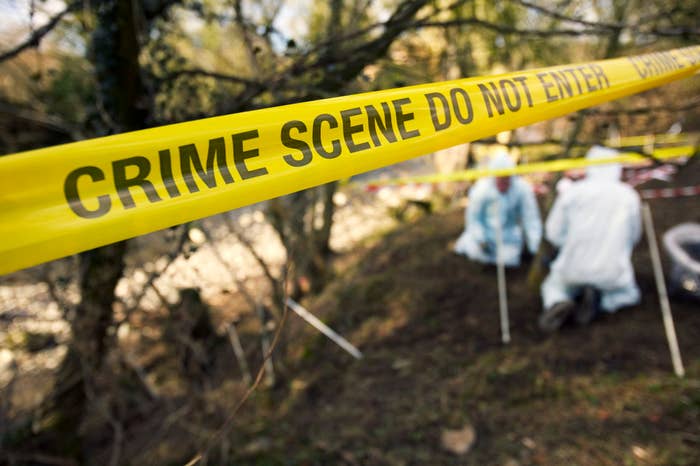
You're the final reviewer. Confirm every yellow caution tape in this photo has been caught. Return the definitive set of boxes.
[1,45,700,274]
[607,132,699,147]
[363,146,697,186]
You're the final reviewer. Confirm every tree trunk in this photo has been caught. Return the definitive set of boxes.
[33,242,127,456]
[267,182,338,300]
[29,0,152,460]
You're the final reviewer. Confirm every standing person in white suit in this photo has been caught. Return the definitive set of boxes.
[539,145,642,332]
[454,149,542,267]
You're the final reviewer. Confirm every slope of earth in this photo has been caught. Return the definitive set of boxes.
[226,159,700,466]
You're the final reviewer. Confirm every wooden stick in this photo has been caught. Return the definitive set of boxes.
[642,202,685,377]
[494,201,511,344]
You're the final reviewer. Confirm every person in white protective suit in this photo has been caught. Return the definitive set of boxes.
[454,149,542,267]
[539,145,642,332]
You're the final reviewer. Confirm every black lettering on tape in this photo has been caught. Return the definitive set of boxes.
[512,76,533,107]
[282,120,313,167]
[64,166,111,219]
[479,82,505,117]
[628,52,683,80]
[393,98,420,139]
[651,53,666,73]
[113,156,162,209]
[680,48,698,66]
[536,72,558,102]
[499,79,521,112]
[450,88,474,124]
[629,56,647,79]
[590,64,610,89]
[179,137,233,193]
[233,130,267,179]
[158,149,181,198]
[642,55,656,75]
[365,103,398,146]
[656,52,675,73]
[551,71,573,99]
[667,51,684,70]
[340,107,371,153]
[562,68,583,94]
[425,92,451,131]
[313,114,341,159]
[577,65,598,92]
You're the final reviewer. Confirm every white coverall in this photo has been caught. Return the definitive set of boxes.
[541,146,642,312]
[454,151,542,266]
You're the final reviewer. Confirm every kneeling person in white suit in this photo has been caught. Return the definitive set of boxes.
[539,145,642,332]
[455,150,542,267]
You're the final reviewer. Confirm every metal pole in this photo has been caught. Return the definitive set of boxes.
[642,203,685,377]
[494,201,511,344]
[286,298,363,360]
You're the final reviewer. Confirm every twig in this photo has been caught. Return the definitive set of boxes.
[125,224,190,317]
[163,68,262,87]
[416,17,611,37]
[119,351,160,400]
[223,216,281,302]
[41,265,76,316]
[79,357,124,466]
[0,2,80,63]
[199,226,256,307]
[256,302,276,388]
[516,0,623,31]
[226,323,253,386]
[126,405,193,460]
[0,101,81,139]
[183,268,290,466]
[415,16,699,38]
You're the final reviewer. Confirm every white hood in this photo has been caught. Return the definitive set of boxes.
[488,147,515,171]
[585,145,622,181]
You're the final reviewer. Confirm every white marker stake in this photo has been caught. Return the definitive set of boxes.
[286,298,363,360]
[642,203,685,377]
[494,201,511,344]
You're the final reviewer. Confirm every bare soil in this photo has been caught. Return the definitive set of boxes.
[222,158,700,466]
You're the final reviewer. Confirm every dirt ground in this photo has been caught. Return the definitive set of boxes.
[218,157,700,466]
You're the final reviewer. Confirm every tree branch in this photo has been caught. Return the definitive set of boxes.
[162,68,261,86]
[0,101,81,140]
[0,2,80,63]
[306,0,430,95]
[417,17,610,37]
[516,0,623,31]
[515,0,699,38]
[223,216,282,304]
[416,14,700,39]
